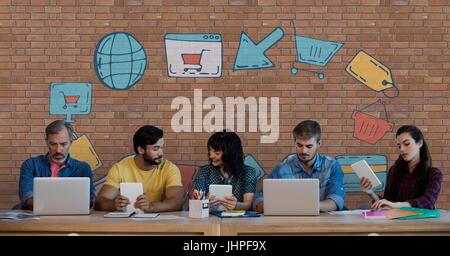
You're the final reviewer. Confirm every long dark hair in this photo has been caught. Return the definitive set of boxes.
[207,131,245,177]
[384,125,432,200]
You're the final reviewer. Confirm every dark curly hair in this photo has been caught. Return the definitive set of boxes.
[133,125,163,154]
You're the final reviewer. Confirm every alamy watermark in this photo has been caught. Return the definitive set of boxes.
[171,89,279,143]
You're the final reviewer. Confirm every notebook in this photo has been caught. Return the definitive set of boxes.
[361,208,425,220]
[385,208,422,219]
[210,210,260,218]
[396,207,441,220]
[104,212,159,218]
[363,211,386,219]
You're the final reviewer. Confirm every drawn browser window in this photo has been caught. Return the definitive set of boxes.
[164,33,222,78]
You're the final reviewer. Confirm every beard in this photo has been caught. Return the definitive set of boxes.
[143,154,162,166]
[298,153,316,165]
[51,153,67,164]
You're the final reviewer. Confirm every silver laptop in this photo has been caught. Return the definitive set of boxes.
[33,177,90,215]
[263,179,319,216]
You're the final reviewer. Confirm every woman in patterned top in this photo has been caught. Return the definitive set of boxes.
[360,125,443,209]
[192,131,257,211]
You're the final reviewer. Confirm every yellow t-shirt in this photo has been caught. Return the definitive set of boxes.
[105,157,182,202]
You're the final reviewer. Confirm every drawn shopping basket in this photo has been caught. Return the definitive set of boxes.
[290,21,343,79]
[352,99,394,145]
[60,92,80,109]
[181,49,210,72]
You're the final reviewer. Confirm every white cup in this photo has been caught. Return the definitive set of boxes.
[189,199,209,218]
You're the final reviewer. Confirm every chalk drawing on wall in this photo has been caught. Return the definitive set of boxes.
[94,32,147,90]
[233,27,284,71]
[70,133,102,171]
[49,82,92,123]
[336,154,387,193]
[290,21,344,79]
[352,99,394,145]
[244,154,265,181]
[165,34,222,78]
[346,50,399,98]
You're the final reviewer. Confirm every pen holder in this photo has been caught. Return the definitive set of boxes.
[189,199,209,218]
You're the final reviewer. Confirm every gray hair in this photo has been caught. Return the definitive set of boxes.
[45,120,75,141]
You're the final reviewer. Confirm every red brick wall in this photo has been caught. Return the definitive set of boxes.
[0,0,449,210]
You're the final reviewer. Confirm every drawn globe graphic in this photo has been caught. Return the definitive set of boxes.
[94,32,147,90]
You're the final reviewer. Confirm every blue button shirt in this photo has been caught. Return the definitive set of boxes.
[252,153,346,210]
[18,154,95,209]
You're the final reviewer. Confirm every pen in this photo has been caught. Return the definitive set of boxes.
[193,189,199,200]
[200,190,205,200]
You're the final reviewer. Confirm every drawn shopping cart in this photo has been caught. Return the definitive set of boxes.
[60,92,80,109]
[290,21,343,79]
[181,49,210,72]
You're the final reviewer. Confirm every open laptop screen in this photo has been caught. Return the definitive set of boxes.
[33,177,90,215]
[263,179,319,216]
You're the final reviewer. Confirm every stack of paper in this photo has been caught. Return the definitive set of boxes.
[132,213,159,218]
[0,211,40,220]
[104,212,159,218]
[221,210,246,217]
[104,212,134,218]
[361,208,430,220]
[328,210,369,216]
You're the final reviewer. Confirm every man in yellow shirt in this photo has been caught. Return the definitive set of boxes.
[94,125,183,213]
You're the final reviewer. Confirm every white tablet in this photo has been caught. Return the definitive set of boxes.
[351,160,382,189]
[209,184,232,212]
[120,182,144,214]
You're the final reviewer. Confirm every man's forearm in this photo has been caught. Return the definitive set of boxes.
[255,202,264,213]
[145,198,182,213]
[24,198,33,210]
[319,199,338,212]
[94,197,116,212]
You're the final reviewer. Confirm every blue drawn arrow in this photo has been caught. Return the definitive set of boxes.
[233,27,284,71]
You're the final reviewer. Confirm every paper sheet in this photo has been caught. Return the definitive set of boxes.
[131,215,185,221]
[328,210,369,216]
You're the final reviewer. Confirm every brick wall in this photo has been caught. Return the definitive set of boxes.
[0,0,449,210]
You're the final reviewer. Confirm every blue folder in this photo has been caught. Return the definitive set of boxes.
[210,211,261,218]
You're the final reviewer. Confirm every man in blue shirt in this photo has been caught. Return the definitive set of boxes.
[253,120,345,212]
[18,120,94,210]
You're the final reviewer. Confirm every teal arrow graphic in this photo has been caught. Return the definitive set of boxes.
[233,27,284,71]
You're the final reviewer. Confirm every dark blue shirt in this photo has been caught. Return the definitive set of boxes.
[18,154,95,209]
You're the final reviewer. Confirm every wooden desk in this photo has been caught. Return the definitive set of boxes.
[2,211,450,236]
[220,210,450,235]
[0,211,220,236]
